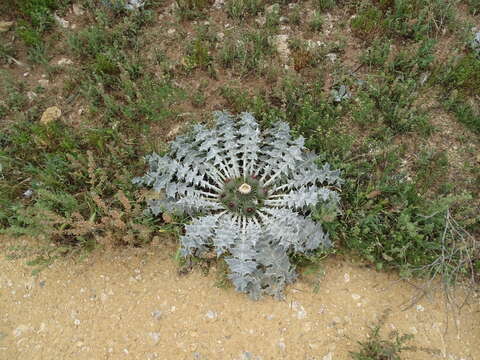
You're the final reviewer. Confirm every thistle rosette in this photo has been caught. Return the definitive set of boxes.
[133,111,343,299]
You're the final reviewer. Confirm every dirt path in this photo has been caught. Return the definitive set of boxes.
[1,239,479,360]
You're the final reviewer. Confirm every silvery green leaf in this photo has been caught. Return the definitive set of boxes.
[133,111,342,299]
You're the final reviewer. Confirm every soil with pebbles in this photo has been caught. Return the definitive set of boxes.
[1,238,479,360]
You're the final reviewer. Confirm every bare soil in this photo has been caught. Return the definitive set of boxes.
[1,238,479,360]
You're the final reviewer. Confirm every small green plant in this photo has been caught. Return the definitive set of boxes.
[315,0,336,12]
[351,5,383,40]
[218,30,273,75]
[350,310,424,360]
[360,38,391,68]
[175,0,211,20]
[309,11,324,32]
[226,0,263,19]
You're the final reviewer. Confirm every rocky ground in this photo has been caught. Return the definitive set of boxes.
[1,237,479,360]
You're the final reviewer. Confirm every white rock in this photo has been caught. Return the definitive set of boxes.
[323,352,333,360]
[291,301,307,319]
[148,332,161,344]
[344,273,350,283]
[351,293,361,300]
[13,325,31,337]
[205,310,217,320]
[326,53,337,63]
[0,21,14,33]
[72,3,85,16]
[53,14,70,28]
[271,34,290,61]
[27,91,37,102]
[255,16,266,27]
[40,106,61,125]
[152,310,162,320]
[167,28,176,35]
[213,0,224,9]
[38,79,50,87]
[57,58,73,66]
[416,304,425,312]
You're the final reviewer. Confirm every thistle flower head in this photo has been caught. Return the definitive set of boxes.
[238,183,252,194]
[133,111,343,299]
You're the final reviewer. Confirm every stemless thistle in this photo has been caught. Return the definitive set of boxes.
[133,111,343,299]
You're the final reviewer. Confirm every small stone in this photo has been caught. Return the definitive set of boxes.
[351,293,361,300]
[23,188,34,198]
[72,4,85,16]
[40,106,62,125]
[205,310,217,320]
[38,79,50,87]
[271,35,290,61]
[39,280,46,287]
[100,292,108,303]
[416,304,425,312]
[74,319,81,325]
[344,273,350,283]
[152,310,162,320]
[0,21,14,33]
[57,58,73,66]
[53,14,69,28]
[266,4,279,14]
[213,0,224,9]
[332,316,341,325]
[255,16,266,27]
[13,325,30,337]
[148,332,161,344]
[37,322,46,333]
[167,28,176,35]
[277,341,286,351]
[323,352,333,360]
[26,91,37,102]
[240,352,253,360]
[291,301,307,319]
[326,53,337,63]
[217,32,224,41]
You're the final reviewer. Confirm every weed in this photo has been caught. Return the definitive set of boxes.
[444,94,480,134]
[360,38,391,68]
[351,0,457,41]
[226,0,263,20]
[349,309,438,359]
[309,11,324,32]
[412,148,448,193]
[175,0,212,20]
[351,5,383,40]
[315,0,336,11]
[0,72,28,119]
[439,54,480,96]
[353,74,432,136]
[183,38,214,72]
[218,30,273,75]
[287,5,301,25]
[467,0,480,15]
